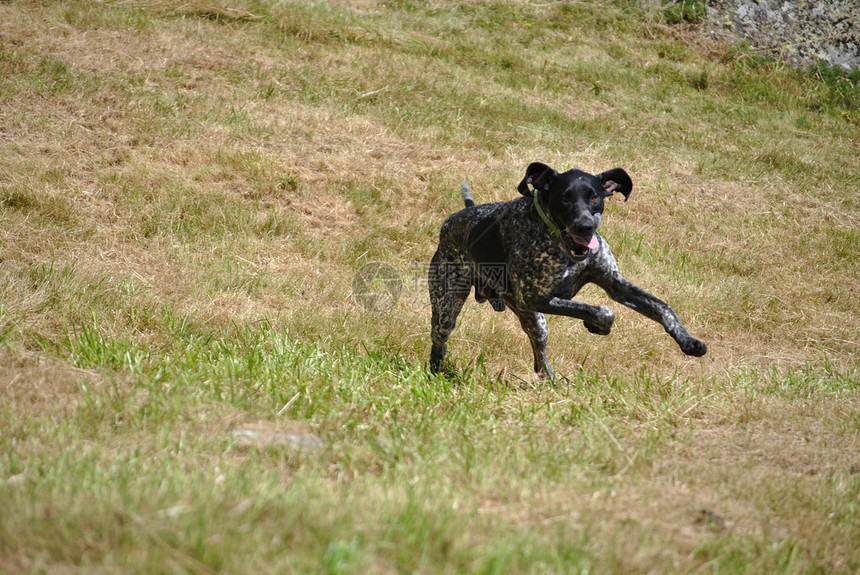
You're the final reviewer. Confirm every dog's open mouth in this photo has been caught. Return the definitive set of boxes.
[565,233,599,260]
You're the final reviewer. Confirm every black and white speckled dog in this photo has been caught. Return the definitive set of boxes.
[428,162,707,379]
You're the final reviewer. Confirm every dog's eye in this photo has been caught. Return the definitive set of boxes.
[589,196,599,204]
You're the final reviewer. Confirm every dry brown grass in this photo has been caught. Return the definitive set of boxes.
[1,0,858,572]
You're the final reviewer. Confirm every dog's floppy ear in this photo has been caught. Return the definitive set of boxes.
[598,168,633,201]
[518,162,557,198]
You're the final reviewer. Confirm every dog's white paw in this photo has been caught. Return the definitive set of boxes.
[584,306,614,335]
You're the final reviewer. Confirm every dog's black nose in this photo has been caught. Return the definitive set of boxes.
[570,216,596,237]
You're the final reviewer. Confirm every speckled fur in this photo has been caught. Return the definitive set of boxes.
[429,163,707,378]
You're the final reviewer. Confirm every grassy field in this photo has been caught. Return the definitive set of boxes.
[1,0,858,572]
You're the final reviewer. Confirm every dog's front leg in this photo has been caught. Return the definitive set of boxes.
[531,297,616,335]
[597,274,707,357]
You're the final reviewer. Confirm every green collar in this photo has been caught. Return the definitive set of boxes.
[532,190,563,239]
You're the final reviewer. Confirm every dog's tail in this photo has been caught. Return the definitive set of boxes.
[461,181,475,208]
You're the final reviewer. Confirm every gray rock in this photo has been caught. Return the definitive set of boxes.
[705,0,860,71]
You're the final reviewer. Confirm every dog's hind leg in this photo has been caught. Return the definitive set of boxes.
[513,307,553,379]
[429,291,468,374]
[429,259,471,374]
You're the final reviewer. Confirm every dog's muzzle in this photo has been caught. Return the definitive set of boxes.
[565,233,599,261]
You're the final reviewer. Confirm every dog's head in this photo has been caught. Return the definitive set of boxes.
[518,162,632,261]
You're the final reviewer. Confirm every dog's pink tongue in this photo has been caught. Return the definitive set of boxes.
[587,235,599,250]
